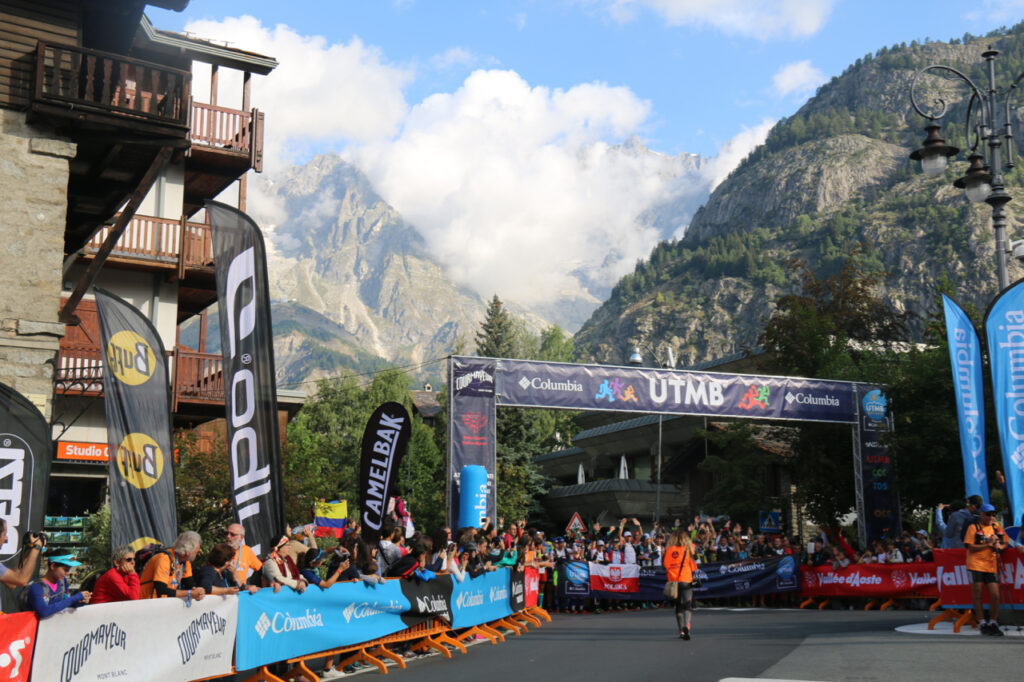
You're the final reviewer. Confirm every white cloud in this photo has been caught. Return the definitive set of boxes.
[772,60,827,98]
[181,17,772,313]
[181,16,412,169]
[347,70,695,304]
[598,0,835,39]
[964,0,1024,23]
[701,119,775,191]
[430,47,477,70]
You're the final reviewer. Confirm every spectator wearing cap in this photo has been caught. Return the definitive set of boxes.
[964,503,1008,635]
[90,545,140,604]
[26,551,90,617]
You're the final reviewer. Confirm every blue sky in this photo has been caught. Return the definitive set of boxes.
[151,0,1021,158]
[147,1,1024,317]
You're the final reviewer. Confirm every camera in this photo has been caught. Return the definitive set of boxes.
[22,531,46,548]
[447,541,457,551]
[975,532,988,545]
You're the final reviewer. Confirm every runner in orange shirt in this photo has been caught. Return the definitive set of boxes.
[962,503,1008,636]
[663,528,699,640]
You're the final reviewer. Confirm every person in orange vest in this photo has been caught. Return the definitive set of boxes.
[663,528,699,640]
[963,503,1009,636]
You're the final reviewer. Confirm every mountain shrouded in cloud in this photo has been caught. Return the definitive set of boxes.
[179,16,770,327]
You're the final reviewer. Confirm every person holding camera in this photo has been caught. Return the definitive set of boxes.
[0,523,46,594]
[964,502,1008,636]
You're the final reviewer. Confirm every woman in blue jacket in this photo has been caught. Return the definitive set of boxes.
[26,552,90,617]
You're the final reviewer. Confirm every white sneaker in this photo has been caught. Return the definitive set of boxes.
[320,669,345,679]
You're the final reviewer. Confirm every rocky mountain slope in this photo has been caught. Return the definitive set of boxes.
[574,31,1024,368]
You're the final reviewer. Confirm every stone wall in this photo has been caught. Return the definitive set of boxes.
[0,109,74,418]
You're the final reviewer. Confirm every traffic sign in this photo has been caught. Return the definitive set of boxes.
[759,510,781,534]
[566,512,586,534]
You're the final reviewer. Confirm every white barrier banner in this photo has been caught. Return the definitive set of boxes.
[33,596,237,682]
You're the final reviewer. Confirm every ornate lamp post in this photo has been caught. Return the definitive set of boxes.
[628,345,675,526]
[909,47,1020,291]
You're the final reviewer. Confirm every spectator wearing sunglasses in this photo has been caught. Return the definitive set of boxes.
[90,545,141,604]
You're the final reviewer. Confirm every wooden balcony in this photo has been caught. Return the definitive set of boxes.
[32,41,191,133]
[55,340,226,412]
[185,101,265,216]
[83,213,213,272]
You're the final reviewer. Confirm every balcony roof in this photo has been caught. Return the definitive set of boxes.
[139,15,279,74]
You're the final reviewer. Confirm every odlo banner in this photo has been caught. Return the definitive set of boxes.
[95,289,177,549]
[448,357,497,525]
[208,200,285,556]
[359,402,412,545]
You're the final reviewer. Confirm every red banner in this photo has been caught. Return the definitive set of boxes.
[0,611,37,681]
[934,548,1024,608]
[801,561,939,598]
[588,562,640,593]
[524,567,540,608]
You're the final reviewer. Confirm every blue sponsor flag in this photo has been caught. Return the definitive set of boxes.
[985,281,1024,526]
[943,295,989,502]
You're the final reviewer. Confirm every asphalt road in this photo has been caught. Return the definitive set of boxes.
[337,606,1024,682]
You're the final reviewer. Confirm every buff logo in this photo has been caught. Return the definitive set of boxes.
[61,622,127,681]
[361,411,406,531]
[177,612,229,665]
[0,440,27,556]
[105,331,156,386]
[115,433,164,490]
[456,591,484,608]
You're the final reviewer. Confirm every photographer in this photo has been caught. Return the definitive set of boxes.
[0,522,46,592]
[963,503,1008,636]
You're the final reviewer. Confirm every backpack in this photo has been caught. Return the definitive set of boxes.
[135,545,169,578]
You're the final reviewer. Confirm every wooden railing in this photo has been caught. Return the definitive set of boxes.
[191,101,250,149]
[83,214,213,269]
[56,344,226,406]
[35,42,190,127]
[173,348,225,406]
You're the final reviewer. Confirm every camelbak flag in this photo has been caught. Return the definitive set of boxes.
[0,384,51,565]
[985,279,1024,527]
[359,402,411,545]
[208,200,285,556]
[94,288,177,549]
[942,295,988,502]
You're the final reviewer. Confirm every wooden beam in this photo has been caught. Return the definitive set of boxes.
[60,146,174,325]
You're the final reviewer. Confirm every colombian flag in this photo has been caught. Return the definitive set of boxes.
[314,500,348,538]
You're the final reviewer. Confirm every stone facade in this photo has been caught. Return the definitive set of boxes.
[0,109,74,418]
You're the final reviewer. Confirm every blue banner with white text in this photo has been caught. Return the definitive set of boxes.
[581,557,800,601]
[485,357,859,423]
[943,294,989,502]
[450,568,514,628]
[235,580,409,669]
[985,280,1024,527]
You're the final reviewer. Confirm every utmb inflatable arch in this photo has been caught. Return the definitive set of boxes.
[447,356,897,546]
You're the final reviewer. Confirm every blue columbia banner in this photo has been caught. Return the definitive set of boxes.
[486,358,858,423]
[235,580,409,669]
[943,295,989,502]
[449,568,514,628]
[985,280,1024,526]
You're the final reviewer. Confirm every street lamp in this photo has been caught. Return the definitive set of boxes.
[628,344,675,526]
[908,47,1019,291]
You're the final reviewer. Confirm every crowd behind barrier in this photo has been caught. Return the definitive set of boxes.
[5,509,1021,680]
